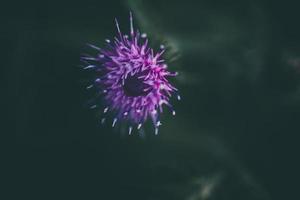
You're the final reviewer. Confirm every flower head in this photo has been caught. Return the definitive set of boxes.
[82,12,179,135]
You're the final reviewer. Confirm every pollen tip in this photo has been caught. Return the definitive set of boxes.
[84,65,95,70]
[112,118,117,127]
[129,126,133,135]
[90,105,97,109]
[156,121,162,127]
[115,18,121,35]
[86,85,93,89]
[87,43,101,51]
[141,33,147,38]
[137,123,142,129]
[104,107,109,113]
[155,128,159,135]
[159,100,164,105]
[129,12,134,36]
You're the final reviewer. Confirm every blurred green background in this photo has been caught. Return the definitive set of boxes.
[9,0,300,199]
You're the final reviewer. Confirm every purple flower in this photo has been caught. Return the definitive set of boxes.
[82,13,179,135]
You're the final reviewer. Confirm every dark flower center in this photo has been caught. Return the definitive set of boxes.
[123,74,151,97]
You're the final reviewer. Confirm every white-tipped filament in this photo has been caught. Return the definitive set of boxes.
[155,128,159,135]
[112,118,117,127]
[137,123,142,129]
[141,33,147,38]
[82,57,97,61]
[103,107,109,113]
[86,85,93,89]
[159,84,165,90]
[115,18,121,35]
[84,65,95,69]
[156,121,162,127]
[87,44,101,50]
[129,126,133,135]
[159,100,166,105]
[129,12,134,36]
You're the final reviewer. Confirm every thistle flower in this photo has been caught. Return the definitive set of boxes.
[82,13,179,135]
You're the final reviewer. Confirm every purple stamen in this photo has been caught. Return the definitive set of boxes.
[83,13,179,135]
